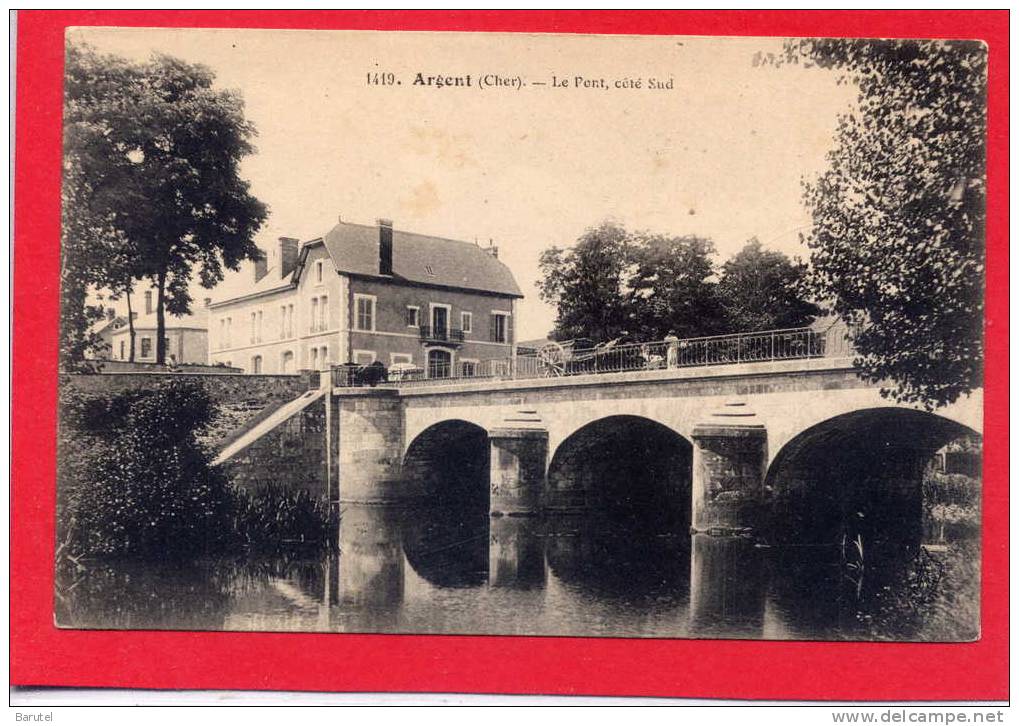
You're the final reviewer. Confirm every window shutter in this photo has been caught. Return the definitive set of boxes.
[507,315,513,345]
[490,314,497,342]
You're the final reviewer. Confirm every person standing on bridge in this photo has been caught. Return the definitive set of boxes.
[665,330,680,368]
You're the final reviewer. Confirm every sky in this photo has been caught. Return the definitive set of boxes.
[71,27,856,340]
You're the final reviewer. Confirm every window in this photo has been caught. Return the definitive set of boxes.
[353,350,375,365]
[119,340,125,359]
[320,346,329,368]
[140,337,152,358]
[491,313,509,344]
[355,295,376,331]
[406,306,420,328]
[319,296,328,331]
[460,359,478,377]
[427,349,451,379]
[315,260,324,284]
[257,310,263,342]
[310,298,318,333]
[310,347,319,370]
[430,303,450,336]
[252,355,262,374]
[461,311,472,334]
[250,312,257,343]
[226,318,232,347]
[280,305,287,339]
[287,304,294,337]
[281,350,295,373]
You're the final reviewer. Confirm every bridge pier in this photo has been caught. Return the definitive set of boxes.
[335,390,414,505]
[489,427,548,517]
[691,423,767,534]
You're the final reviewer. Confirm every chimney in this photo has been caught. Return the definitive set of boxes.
[144,290,153,315]
[279,237,300,279]
[378,218,394,276]
[253,250,268,283]
[203,297,212,308]
[486,239,499,259]
[106,307,116,321]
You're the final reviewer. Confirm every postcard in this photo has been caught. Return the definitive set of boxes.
[12,11,1007,700]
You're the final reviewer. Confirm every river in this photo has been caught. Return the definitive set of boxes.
[55,502,979,641]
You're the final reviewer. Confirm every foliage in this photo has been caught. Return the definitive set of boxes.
[538,222,818,342]
[62,43,267,367]
[717,238,820,331]
[58,380,333,561]
[626,231,722,340]
[855,542,980,642]
[780,39,987,408]
[61,379,236,560]
[538,222,635,342]
[230,486,332,553]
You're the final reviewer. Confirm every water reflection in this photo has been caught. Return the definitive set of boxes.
[57,504,977,641]
[689,534,764,638]
[489,517,545,590]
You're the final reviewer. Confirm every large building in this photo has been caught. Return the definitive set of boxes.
[90,292,210,365]
[207,218,523,376]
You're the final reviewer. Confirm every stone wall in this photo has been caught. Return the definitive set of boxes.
[60,371,312,449]
[223,397,328,498]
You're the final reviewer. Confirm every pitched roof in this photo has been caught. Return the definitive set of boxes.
[207,263,296,308]
[89,315,128,337]
[321,221,522,297]
[122,308,208,331]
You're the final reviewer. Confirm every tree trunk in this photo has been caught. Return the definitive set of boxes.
[155,271,167,364]
[125,286,136,362]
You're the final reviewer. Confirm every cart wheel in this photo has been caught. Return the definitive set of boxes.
[537,341,566,377]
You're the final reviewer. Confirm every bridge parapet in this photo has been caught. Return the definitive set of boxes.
[378,322,855,390]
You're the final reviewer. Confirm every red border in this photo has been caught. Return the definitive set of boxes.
[11,11,1008,699]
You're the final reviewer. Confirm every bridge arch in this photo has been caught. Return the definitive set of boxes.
[402,419,490,508]
[546,415,693,525]
[400,418,492,589]
[764,407,979,545]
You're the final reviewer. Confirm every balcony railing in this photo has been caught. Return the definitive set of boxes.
[419,325,465,343]
[331,322,857,388]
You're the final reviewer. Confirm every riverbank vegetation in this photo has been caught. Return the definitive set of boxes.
[57,379,332,567]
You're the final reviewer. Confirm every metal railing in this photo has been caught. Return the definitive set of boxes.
[419,325,465,343]
[332,322,855,389]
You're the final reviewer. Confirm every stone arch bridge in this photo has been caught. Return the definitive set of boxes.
[317,354,981,539]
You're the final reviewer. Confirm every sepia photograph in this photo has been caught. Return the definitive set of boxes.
[52,26,986,645]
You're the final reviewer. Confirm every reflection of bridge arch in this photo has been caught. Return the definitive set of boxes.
[546,415,693,524]
[764,407,979,545]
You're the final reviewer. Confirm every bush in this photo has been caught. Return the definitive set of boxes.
[60,379,236,560]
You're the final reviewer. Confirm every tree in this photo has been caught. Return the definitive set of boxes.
[781,39,986,407]
[538,222,634,342]
[62,44,267,366]
[538,222,723,342]
[626,232,721,340]
[717,238,820,332]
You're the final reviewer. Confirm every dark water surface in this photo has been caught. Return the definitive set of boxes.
[55,504,978,641]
